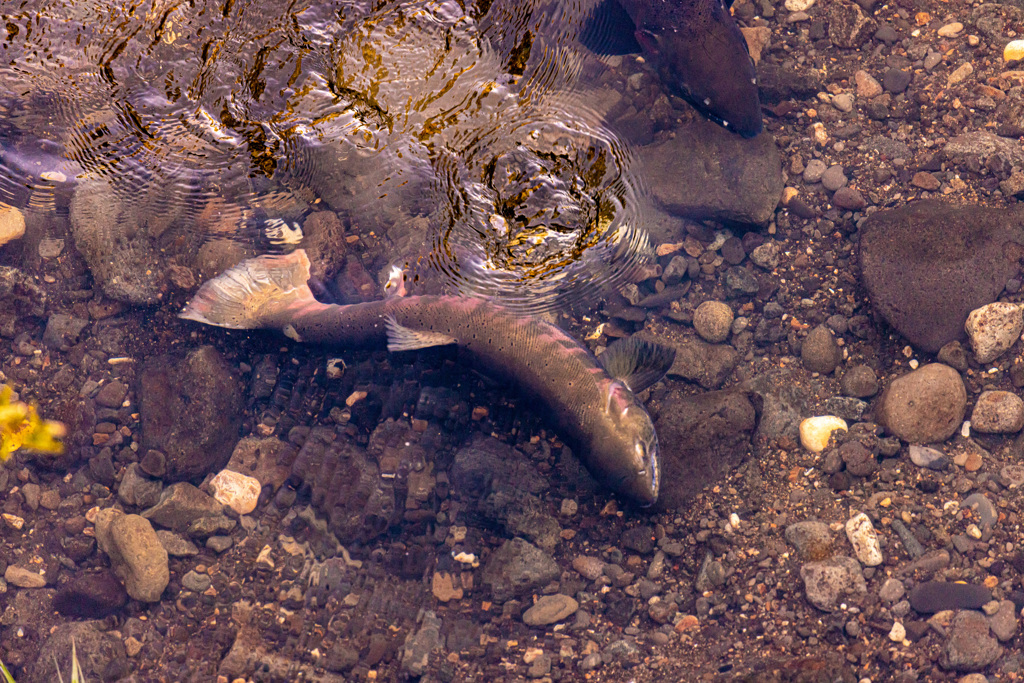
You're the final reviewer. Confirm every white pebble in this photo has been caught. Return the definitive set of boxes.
[812,122,828,146]
[965,301,1023,364]
[937,22,963,37]
[888,621,906,642]
[845,512,883,566]
[799,416,848,453]
[784,0,815,11]
[1005,39,1024,62]
[209,469,262,515]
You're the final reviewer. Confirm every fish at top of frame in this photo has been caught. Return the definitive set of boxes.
[580,0,763,138]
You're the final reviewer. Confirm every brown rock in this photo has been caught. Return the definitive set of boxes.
[877,364,966,443]
[860,200,1024,352]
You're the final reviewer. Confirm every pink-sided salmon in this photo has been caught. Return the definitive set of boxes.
[181,249,675,506]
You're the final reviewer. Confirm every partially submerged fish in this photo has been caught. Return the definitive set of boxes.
[580,0,763,137]
[181,249,675,506]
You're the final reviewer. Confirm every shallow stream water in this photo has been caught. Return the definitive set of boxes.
[0,0,651,311]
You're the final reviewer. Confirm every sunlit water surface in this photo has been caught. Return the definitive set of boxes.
[0,0,651,311]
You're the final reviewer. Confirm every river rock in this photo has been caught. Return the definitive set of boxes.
[400,611,442,679]
[522,594,579,626]
[909,445,948,470]
[909,582,991,613]
[877,364,966,443]
[860,200,1024,352]
[653,390,760,510]
[965,302,1023,364]
[989,600,1018,642]
[970,390,1024,433]
[639,116,783,226]
[827,0,877,47]
[209,469,262,515]
[799,416,848,453]
[800,556,868,611]
[481,538,560,602]
[4,565,46,588]
[52,569,128,618]
[944,610,1003,672]
[840,365,879,397]
[0,203,25,247]
[69,177,178,303]
[801,325,842,374]
[142,483,224,531]
[784,520,833,561]
[692,301,734,343]
[138,345,245,481]
[94,509,169,602]
[845,513,882,566]
[666,337,739,389]
[25,621,128,683]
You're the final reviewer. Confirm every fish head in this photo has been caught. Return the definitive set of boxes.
[589,379,660,506]
[634,0,763,137]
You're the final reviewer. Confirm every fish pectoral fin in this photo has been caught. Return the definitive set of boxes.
[384,315,457,352]
[579,0,643,56]
[598,336,676,394]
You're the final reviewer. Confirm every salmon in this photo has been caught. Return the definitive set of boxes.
[181,249,675,506]
[580,0,763,137]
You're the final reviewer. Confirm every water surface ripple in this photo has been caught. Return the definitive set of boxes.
[0,0,651,311]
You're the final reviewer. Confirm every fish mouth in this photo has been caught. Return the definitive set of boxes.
[614,472,658,508]
[675,86,763,139]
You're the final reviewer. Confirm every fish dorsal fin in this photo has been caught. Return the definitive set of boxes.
[579,0,643,56]
[384,315,458,352]
[598,336,676,393]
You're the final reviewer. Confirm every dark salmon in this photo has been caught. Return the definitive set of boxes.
[581,0,763,137]
[181,250,675,506]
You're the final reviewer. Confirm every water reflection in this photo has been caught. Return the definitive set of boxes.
[0,0,651,311]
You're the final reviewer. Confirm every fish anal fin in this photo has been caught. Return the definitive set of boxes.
[579,0,643,56]
[598,336,676,393]
[385,315,457,352]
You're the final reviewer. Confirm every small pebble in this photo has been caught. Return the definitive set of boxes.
[970,391,1024,433]
[888,621,906,642]
[821,165,848,192]
[845,513,882,566]
[965,302,1023,364]
[692,301,734,343]
[799,416,848,453]
[1004,39,1024,62]
[803,159,827,184]
[908,445,948,470]
[947,62,973,87]
[937,21,963,37]
[522,594,579,626]
[209,469,262,515]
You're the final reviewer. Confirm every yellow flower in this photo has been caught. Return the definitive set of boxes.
[0,385,65,461]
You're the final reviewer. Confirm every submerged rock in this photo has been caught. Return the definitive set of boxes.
[481,538,560,602]
[653,390,760,510]
[860,200,1024,353]
[877,364,966,443]
[26,621,128,683]
[944,610,1003,672]
[94,509,169,603]
[138,345,245,481]
[965,302,1023,364]
[909,581,991,613]
[800,556,867,611]
[52,569,128,618]
[640,116,783,226]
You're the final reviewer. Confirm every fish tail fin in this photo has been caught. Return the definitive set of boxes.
[181,250,315,329]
